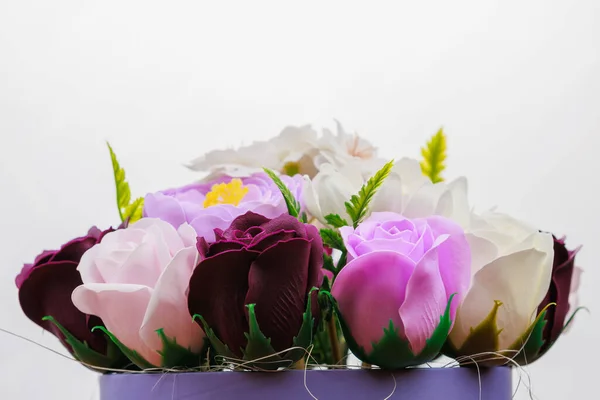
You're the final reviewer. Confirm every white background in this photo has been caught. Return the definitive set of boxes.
[0,1,598,398]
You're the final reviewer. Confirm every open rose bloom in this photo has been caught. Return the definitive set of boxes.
[15,124,584,374]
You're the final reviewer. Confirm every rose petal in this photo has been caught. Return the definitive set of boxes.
[72,283,159,365]
[423,216,471,321]
[398,246,449,355]
[188,249,259,357]
[224,212,271,234]
[450,240,553,351]
[245,238,312,352]
[19,261,107,354]
[331,251,416,353]
[140,246,204,355]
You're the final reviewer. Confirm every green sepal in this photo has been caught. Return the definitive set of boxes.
[192,314,236,360]
[195,290,317,370]
[92,326,155,369]
[325,291,454,369]
[508,309,548,365]
[443,300,503,362]
[155,328,207,369]
[43,316,128,371]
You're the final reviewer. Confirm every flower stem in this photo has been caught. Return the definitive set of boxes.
[328,316,342,364]
[293,358,306,370]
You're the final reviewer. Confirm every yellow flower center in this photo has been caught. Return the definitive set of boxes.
[203,179,249,208]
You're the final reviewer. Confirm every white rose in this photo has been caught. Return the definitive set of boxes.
[448,211,554,354]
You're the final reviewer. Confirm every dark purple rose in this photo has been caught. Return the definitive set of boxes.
[188,212,324,357]
[537,235,581,354]
[17,227,113,358]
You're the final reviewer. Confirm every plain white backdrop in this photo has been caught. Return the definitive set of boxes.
[1,1,598,398]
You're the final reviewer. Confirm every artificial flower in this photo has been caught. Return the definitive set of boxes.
[444,211,554,364]
[533,236,582,358]
[187,121,382,179]
[143,172,304,241]
[331,212,471,368]
[304,157,469,227]
[72,218,205,368]
[16,227,127,368]
[188,212,323,367]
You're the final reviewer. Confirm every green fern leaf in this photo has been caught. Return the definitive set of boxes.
[107,142,142,223]
[324,213,349,228]
[420,128,447,183]
[344,159,394,228]
[263,168,301,218]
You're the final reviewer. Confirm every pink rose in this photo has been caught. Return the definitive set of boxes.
[71,218,204,367]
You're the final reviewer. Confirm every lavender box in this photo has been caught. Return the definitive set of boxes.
[99,367,512,399]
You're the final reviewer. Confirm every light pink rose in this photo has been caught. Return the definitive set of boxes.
[71,218,204,367]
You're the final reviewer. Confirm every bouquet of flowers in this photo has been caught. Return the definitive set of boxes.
[15,123,584,395]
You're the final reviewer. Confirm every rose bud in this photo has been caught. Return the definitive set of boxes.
[16,227,128,369]
[71,219,206,368]
[188,212,324,369]
[143,172,304,240]
[443,212,555,365]
[330,212,471,369]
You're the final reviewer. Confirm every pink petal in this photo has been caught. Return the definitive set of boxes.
[422,216,471,321]
[398,246,448,355]
[331,251,416,353]
[71,283,160,366]
[140,246,205,356]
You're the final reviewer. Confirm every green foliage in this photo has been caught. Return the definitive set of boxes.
[263,168,301,218]
[43,316,127,371]
[325,213,349,228]
[345,160,394,228]
[107,142,144,223]
[156,328,205,368]
[92,326,154,369]
[420,128,447,183]
[320,228,345,251]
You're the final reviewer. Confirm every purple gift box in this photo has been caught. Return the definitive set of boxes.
[99,367,512,399]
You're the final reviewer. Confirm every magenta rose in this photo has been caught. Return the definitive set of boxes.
[16,227,126,368]
[143,172,304,241]
[188,212,323,358]
[331,212,471,368]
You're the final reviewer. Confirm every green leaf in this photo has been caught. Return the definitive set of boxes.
[325,213,349,228]
[43,316,128,371]
[345,160,394,228]
[320,228,345,251]
[323,253,336,274]
[287,287,317,363]
[242,304,290,370]
[92,326,155,369]
[107,142,143,223]
[155,328,205,369]
[263,168,301,218]
[124,197,144,224]
[509,309,548,365]
[420,128,447,183]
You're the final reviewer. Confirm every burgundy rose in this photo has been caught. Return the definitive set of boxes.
[188,212,324,357]
[536,235,582,354]
[16,227,123,366]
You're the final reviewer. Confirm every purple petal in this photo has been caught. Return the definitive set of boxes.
[248,230,298,252]
[245,238,312,352]
[223,212,271,235]
[331,251,416,353]
[144,193,186,229]
[188,249,259,357]
[398,246,448,355]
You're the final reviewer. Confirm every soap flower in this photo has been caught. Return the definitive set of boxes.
[144,172,304,241]
[187,121,383,179]
[444,211,555,365]
[16,227,128,369]
[188,212,323,368]
[304,157,469,227]
[72,218,205,368]
[331,212,471,369]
